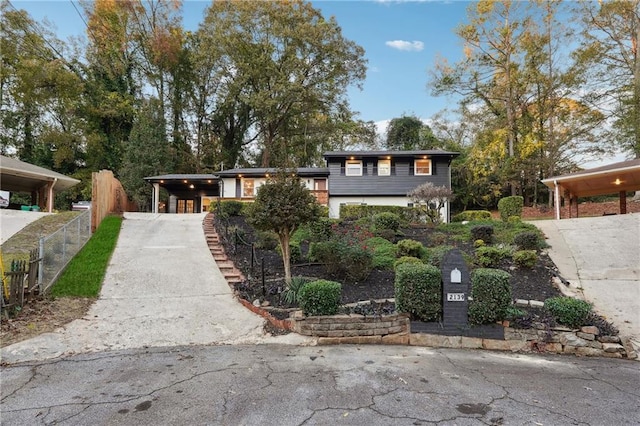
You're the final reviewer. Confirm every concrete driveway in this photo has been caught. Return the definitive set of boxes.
[1,213,311,364]
[532,214,639,352]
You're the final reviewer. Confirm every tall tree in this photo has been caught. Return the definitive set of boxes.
[575,0,640,159]
[386,114,439,150]
[199,0,367,168]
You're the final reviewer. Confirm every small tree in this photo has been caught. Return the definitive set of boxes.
[408,182,454,224]
[246,171,320,286]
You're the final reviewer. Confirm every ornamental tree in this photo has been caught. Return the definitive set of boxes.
[408,182,454,224]
[246,172,320,286]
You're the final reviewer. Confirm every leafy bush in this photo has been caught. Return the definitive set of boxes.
[310,240,373,283]
[396,239,427,259]
[429,232,448,245]
[375,228,397,242]
[475,246,511,267]
[219,200,245,216]
[468,268,512,325]
[504,306,527,321]
[298,280,342,316]
[394,263,442,322]
[545,297,592,328]
[308,217,335,242]
[394,256,423,269]
[498,196,524,221]
[277,241,302,263]
[339,205,420,223]
[373,212,401,231]
[365,237,397,270]
[513,250,537,268]
[474,239,485,248]
[470,225,494,244]
[255,230,278,250]
[513,231,540,250]
[281,276,312,305]
[424,245,455,266]
[451,210,492,222]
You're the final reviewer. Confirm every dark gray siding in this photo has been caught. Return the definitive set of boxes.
[328,158,451,196]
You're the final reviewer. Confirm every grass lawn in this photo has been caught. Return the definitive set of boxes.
[51,216,123,298]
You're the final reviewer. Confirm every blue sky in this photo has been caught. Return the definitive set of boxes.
[13,0,470,130]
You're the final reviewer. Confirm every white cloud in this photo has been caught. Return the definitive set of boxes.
[385,40,424,52]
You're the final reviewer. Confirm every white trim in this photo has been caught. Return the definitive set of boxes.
[345,160,363,176]
[378,159,391,176]
[414,159,432,176]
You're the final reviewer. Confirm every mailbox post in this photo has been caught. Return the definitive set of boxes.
[441,249,470,327]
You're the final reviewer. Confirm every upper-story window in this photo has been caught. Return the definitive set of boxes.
[414,159,432,176]
[242,179,255,197]
[378,159,391,176]
[345,160,363,176]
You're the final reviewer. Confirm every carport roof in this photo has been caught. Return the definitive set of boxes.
[0,155,80,193]
[541,158,640,197]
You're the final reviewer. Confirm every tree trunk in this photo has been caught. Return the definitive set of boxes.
[280,232,292,286]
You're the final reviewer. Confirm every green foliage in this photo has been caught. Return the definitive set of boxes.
[308,217,335,242]
[51,216,123,297]
[375,228,397,242]
[545,297,592,329]
[505,306,527,321]
[365,237,397,270]
[451,210,492,222]
[298,280,342,316]
[219,200,245,217]
[394,263,442,322]
[339,205,420,223]
[255,230,278,250]
[396,239,427,259]
[281,276,312,306]
[475,246,511,267]
[372,212,401,231]
[310,240,373,283]
[470,225,494,244]
[408,182,454,224]
[278,242,302,264]
[424,245,455,267]
[468,268,512,325]
[498,196,524,221]
[513,231,541,250]
[474,239,486,248]
[394,256,423,269]
[386,114,439,150]
[513,250,537,268]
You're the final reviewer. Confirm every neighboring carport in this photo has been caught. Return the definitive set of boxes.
[542,159,640,220]
[0,155,80,212]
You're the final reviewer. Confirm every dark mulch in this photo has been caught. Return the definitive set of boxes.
[216,215,562,312]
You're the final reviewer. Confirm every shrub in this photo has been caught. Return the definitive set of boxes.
[394,263,442,322]
[298,280,342,316]
[507,215,521,224]
[498,196,524,221]
[468,268,512,325]
[424,245,455,267]
[451,210,492,222]
[365,237,397,270]
[470,225,494,244]
[339,205,420,223]
[308,217,335,242]
[373,212,401,231]
[429,232,448,246]
[504,306,527,321]
[310,240,373,282]
[281,276,312,305]
[513,231,540,250]
[396,239,427,259]
[474,239,485,248]
[255,230,278,250]
[219,200,245,216]
[375,228,396,242]
[513,250,537,268]
[394,256,423,269]
[545,297,592,328]
[475,246,511,267]
[277,241,302,263]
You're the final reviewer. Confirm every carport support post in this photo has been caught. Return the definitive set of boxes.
[153,183,160,214]
[620,190,627,214]
[554,181,561,220]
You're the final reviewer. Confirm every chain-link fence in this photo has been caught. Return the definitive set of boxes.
[39,210,92,293]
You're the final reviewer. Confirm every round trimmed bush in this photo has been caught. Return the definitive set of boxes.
[513,250,537,268]
[513,231,540,250]
[298,280,342,316]
[545,297,592,329]
[394,263,442,322]
[373,212,401,231]
[396,239,426,259]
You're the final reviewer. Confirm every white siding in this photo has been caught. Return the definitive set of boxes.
[328,195,450,222]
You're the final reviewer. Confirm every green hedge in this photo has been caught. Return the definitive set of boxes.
[215,200,245,216]
[340,205,421,223]
[372,212,401,231]
[298,280,342,316]
[451,210,492,222]
[545,297,592,328]
[497,196,524,221]
[469,268,512,325]
[394,256,423,269]
[394,263,442,322]
[309,240,373,282]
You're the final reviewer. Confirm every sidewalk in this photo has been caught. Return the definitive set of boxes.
[1,213,311,364]
[532,214,639,354]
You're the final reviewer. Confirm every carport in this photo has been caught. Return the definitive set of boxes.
[542,159,640,220]
[0,155,80,212]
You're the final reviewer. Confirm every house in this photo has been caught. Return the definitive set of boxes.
[323,150,459,220]
[145,149,458,220]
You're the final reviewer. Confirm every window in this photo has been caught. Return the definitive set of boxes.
[242,179,255,197]
[414,159,431,175]
[378,159,391,176]
[345,160,363,176]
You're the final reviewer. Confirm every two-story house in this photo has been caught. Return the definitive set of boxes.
[145,149,458,221]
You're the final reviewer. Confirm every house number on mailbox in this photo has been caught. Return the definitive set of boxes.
[447,293,465,302]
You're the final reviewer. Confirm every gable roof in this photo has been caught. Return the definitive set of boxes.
[0,155,80,192]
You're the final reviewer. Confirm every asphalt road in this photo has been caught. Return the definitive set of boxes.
[2,345,638,425]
